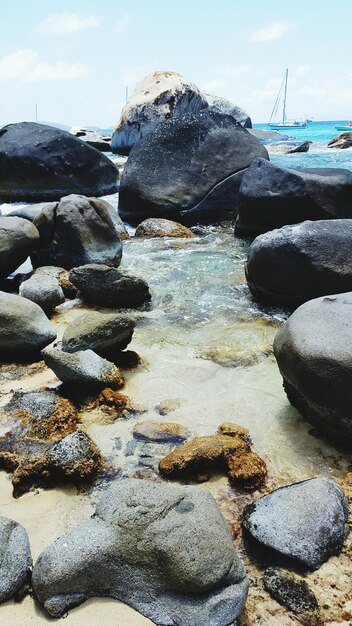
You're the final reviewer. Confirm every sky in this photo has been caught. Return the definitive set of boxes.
[0,0,351,127]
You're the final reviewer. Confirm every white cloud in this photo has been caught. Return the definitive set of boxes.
[250,20,296,42]
[114,14,130,33]
[0,49,90,82]
[37,12,101,36]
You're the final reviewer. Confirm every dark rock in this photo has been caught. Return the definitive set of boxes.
[263,567,319,615]
[6,202,55,222]
[242,477,348,569]
[328,132,352,149]
[103,202,129,240]
[0,122,118,201]
[119,111,268,224]
[0,517,31,601]
[205,93,252,127]
[42,347,124,389]
[111,70,208,155]
[19,266,65,311]
[133,420,190,443]
[287,140,310,153]
[0,292,56,360]
[246,220,352,307]
[70,127,112,152]
[32,478,249,624]
[69,264,151,308]
[45,431,102,481]
[135,218,196,238]
[31,194,123,270]
[274,292,352,443]
[235,158,352,237]
[62,311,135,359]
[0,216,39,278]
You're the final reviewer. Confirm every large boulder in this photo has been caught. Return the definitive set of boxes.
[205,93,251,128]
[274,292,352,443]
[31,195,123,270]
[111,70,208,154]
[0,122,118,201]
[0,292,56,360]
[70,127,112,152]
[69,264,151,308]
[243,477,348,569]
[246,220,352,307]
[0,216,39,278]
[62,311,135,359]
[0,517,32,602]
[32,478,249,624]
[328,132,352,149]
[235,158,352,237]
[119,111,268,224]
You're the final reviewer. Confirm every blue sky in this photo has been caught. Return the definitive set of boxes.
[0,0,351,127]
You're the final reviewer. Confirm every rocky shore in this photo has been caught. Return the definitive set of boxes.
[0,70,351,626]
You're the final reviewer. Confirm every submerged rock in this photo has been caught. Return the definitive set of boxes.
[263,567,319,616]
[0,122,118,201]
[0,216,39,278]
[62,311,135,360]
[32,478,249,624]
[246,220,352,307]
[31,195,123,270]
[118,111,268,224]
[19,266,65,311]
[135,218,196,238]
[226,450,267,490]
[111,70,208,154]
[43,347,124,389]
[235,158,352,237]
[133,420,190,443]
[328,132,352,149]
[274,292,352,443]
[242,477,348,569]
[69,264,151,308]
[0,517,31,602]
[0,292,56,360]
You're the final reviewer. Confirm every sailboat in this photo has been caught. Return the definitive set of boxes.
[268,69,307,130]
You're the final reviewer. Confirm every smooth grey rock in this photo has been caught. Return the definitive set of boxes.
[70,127,112,152]
[0,291,56,359]
[274,292,352,443]
[133,420,190,443]
[263,568,319,614]
[19,266,65,311]
[0,517,31,602]
[111,71,208,155]
[246,220,352,307]
[0,122,118,202]
[31,194,123,270]
[0,216,39,278]
[32,478,248,624]
[119,111,268,225]
[43,347,123,388]
[242,477,348,569]
[235,158,352,237]
[69,264,151,308]
[6,203,55,222]
[62,311,135,359]
[205,93,251,128]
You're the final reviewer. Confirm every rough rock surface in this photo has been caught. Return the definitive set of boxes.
[69,264,151,308]
[263,568,319,615]
[32,478,249,624]
[118,111,268,224]
[242,477,348,568]
[246,220,352,307]
[274,292,352,442]
[70,127,112,152]
[226,450,267,490]
[0,122,118,201]
[0,517,32,602]
[205,93,252,127]
[19,266,65,311]
[31,195,123,270]
[0,216,39,278]
[62,312,135,359]
[0,292,56,360]
[235,158,352,237]
[43,347,124,389]
[328,132,352,149]
[111,70,208,154]
[133,421,190,443]
[135,218,196,238]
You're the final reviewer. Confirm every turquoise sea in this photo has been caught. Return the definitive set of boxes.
[254,120,352,170]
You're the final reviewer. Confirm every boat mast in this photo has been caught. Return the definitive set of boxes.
[282,68,288,124]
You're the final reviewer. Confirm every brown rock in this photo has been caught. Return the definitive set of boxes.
[159,434,248,478]
[218,422,251,443]
[226,449,267,490]
[327,132,352,149]
[135,218,196,239]
[133,420,190,443]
